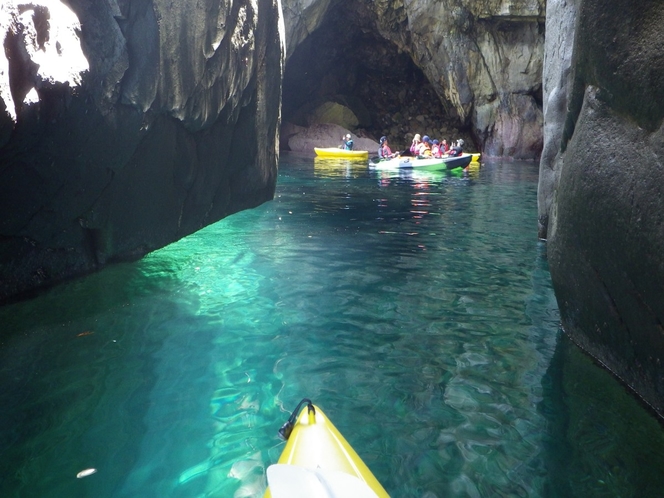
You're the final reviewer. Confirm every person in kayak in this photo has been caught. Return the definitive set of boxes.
[448,139,464,157]
[431,139,441,158]
[417,135,431,155]
[378,136,398,159]
[409,134,421,155]
[418,136,433,157]
[341,134,354,150]
[441,139,450,154]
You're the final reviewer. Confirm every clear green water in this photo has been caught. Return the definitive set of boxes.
[1,154,663,498]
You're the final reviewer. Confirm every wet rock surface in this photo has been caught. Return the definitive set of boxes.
[0,0,283,302]
[541,0,664,417]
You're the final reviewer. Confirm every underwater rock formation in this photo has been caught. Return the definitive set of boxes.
[540,0,664,417]
[0,0,283,302]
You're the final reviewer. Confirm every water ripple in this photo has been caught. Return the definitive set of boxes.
[1,160,663,498]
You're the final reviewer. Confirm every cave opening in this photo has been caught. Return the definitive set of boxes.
[281,6,463,151]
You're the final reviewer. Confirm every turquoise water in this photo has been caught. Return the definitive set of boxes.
[1,154,663,498]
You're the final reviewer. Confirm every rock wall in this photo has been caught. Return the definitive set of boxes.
[372,0,545,159]
[281,0,334,59]
[540,0,664,417]
[0,0,284,302]
[282,0,545,159]
[280,10,463,152]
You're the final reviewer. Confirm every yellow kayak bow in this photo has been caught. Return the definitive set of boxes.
[264,399,389,498]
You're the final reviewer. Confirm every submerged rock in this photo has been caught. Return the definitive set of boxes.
[0,0,284,302]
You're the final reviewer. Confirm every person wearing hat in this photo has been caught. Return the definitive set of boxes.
[409,133,421,155]
[341,133,354,150]
[418,135,432,157]
[417,135,431,156]
[378,136,398,160]
[431,139,441,158]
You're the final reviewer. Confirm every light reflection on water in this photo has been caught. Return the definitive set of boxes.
[0,153,663,497]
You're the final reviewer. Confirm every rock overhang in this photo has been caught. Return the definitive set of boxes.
[0,0,283,303]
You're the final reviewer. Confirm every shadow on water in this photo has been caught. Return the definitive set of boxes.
[0,260,179,334]
[540,334,664,497]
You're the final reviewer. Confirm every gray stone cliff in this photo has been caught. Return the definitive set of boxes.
[0,0,283,302]
[540,0,664,417]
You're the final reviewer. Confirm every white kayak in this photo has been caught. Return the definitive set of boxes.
[369,153,473,170]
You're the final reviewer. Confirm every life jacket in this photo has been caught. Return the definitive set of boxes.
[379,144,392,159]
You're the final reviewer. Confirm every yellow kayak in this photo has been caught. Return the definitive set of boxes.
[264,399,389,498]
[314,147,369,159]
[470,152,481,162]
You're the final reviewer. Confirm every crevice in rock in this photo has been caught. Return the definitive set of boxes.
[4,22,40,118]
[80,225,104,267]
[30,5,50,50]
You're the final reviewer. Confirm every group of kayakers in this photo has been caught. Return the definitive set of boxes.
[379,134,464,160]
[341,132,465,161]
[409,134,464,158]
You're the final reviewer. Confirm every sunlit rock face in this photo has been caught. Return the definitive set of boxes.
[372,0,545,159]
[541,0,664,417]
[0,0,283,302]
[281,0,544,158]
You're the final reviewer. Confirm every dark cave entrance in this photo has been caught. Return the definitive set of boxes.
[281,7,462,151]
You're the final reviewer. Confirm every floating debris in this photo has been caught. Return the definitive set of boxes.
[76,468,97,478]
